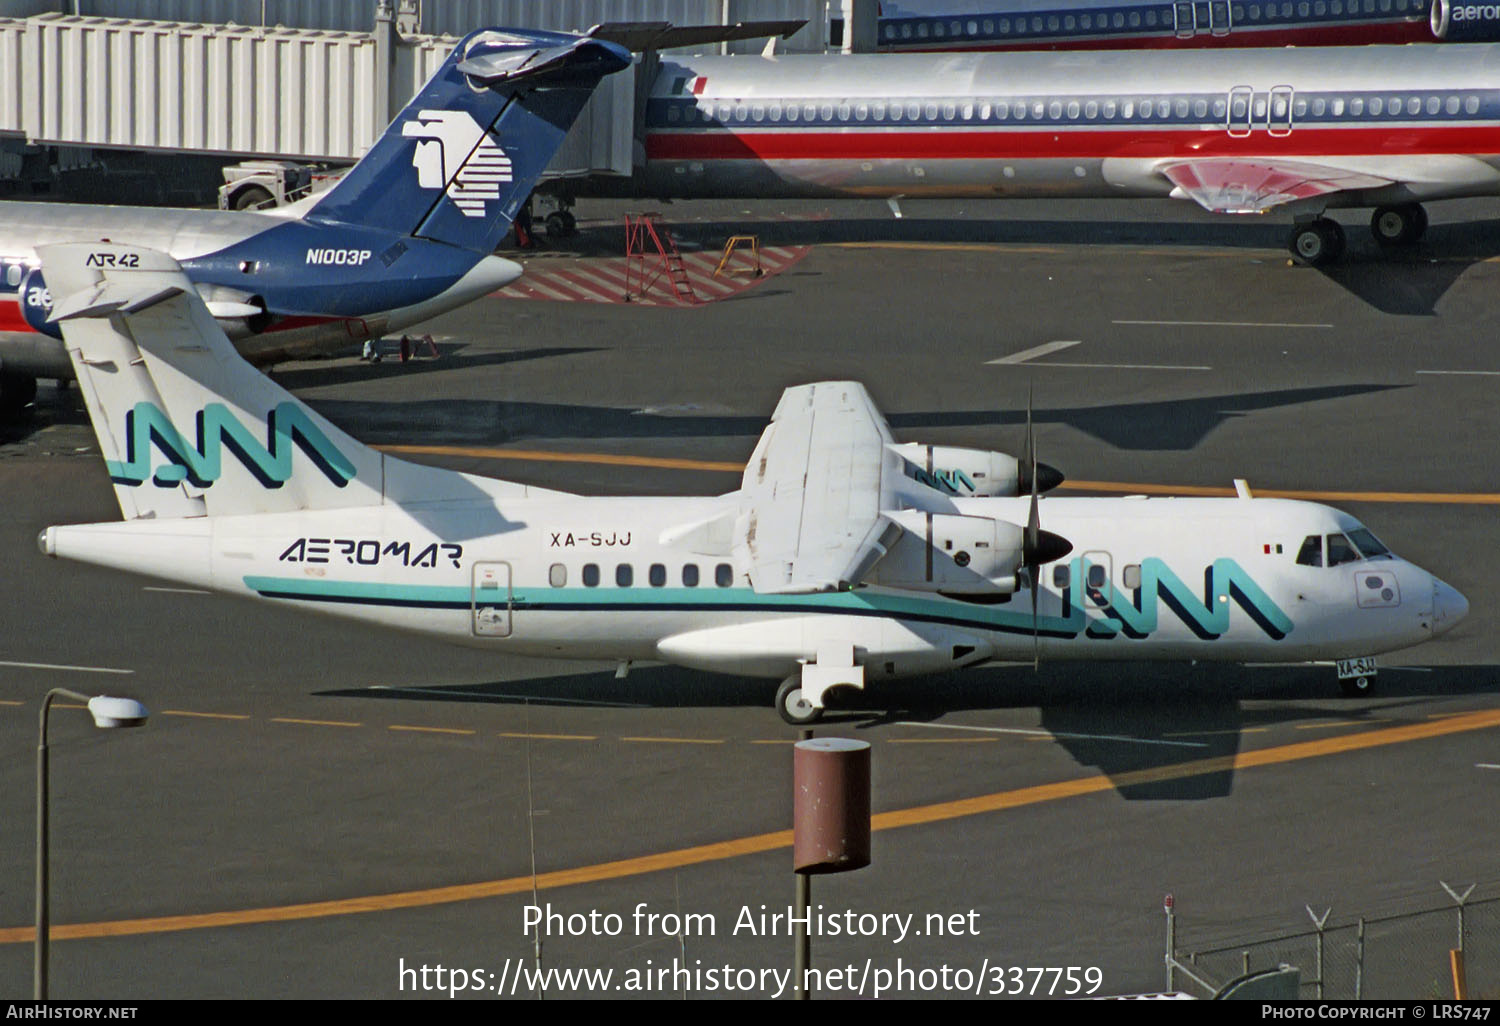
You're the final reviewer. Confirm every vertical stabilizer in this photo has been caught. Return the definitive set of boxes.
[306,28,631,252]
[44,243,388,519]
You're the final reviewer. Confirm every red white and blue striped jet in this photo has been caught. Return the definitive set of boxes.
[628,43,1500,263]
[0,28,630,414]
[832,0,1498,52]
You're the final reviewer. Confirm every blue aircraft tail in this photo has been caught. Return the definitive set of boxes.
[307,28,630,252]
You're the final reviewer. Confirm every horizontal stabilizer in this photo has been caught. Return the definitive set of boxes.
[51,280,184,322]
[588,20,807,52]
[456,35,631,84]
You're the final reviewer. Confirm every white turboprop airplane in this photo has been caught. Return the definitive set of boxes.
[36,243,1467,723]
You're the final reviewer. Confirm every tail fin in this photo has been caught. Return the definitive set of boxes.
[42,242,556,521]
[307,29,630,252]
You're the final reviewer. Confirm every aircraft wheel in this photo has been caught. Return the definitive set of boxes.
[1371,204,1426,247]
[1289,219,1345,266]
[544,211,577,238]
[0,371,37,417]
[1339,674,1375,698]
[232,185,275,211]
[776,676,822,726]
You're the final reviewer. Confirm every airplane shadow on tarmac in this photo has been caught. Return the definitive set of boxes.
[554,211,1500,318]
[319,661,1500,801]
[307,382,1404,454]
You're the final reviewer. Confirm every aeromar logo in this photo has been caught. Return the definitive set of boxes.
[106,402,356,489]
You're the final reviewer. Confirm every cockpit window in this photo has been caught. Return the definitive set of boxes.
[1326,533,1360,566]
[1296,534,1323,567]
[1347,527,1391,559]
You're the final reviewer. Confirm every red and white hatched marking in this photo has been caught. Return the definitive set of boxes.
[490,245,809,306]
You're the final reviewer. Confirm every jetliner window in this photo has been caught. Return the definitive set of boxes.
[617,564,633,587]
[650,564,667,588]
[1297,535,1324,567]
[715,564,734,587]
[683,564,700,587]
[1327,533,1361,567]
[1347,528,1392,559]
[549,564,566,588]
[583,564,600,587]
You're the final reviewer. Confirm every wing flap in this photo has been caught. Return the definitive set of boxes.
[1160,158,1392,214]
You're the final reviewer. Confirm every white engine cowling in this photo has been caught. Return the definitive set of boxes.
[868,512,1024,594]
[890,443,1022,496]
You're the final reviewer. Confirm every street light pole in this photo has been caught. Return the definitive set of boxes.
[35,688,148,1000]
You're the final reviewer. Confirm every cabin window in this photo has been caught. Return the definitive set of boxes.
[1314,0,1326,13]
[983,20,995,34]
[1053,565,1069,588]
[682,564,700,587]
[1123,564,1142,591]
[4,264,17,286]
[1047,15,1060,30]
[1065,15,1077,30]
[968,19,980,34]
[1066,100,1080,119]
[1129,11,1141,26]
[854,103,868,122]
[1145,9,1158,26]
[1174,98,1190,118]
[1466,96,1481,115]
[583,563,601,587]
[649,563,666,587]
[998,18,1011,33]
[925,102,939,120]
[1326,534,1361,567]
[1312,97,1327,117]
[942,101,957,120]
[1081,15,1093,29]
[1296,536,1323,568]
[1406,96,1421,116]
[1446,96,1461,116]
[1114,12,1126,27]
[1049,101,1063,120]
[616,564,634,587]
[1349,97,1364,117]
[821,104,835,121]
[907,101,921,120]
[667,106,680,123]
[715,563,734,587]
[1103,99,1117,119]
[549,564,566,588]
[838,103,852,121]
[1087,564,1108,589]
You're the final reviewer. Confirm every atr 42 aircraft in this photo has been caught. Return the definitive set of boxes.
[833,0,1499,52]
[0,27,630,415]
[592,43,1500,264]
[35,243,1468,723]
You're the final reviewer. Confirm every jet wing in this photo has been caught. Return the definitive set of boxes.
[737,381,903,594]
[1159,159,1392,214]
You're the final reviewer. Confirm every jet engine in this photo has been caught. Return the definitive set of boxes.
[195,283,272,336]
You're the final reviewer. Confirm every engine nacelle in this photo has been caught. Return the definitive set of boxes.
[868,512,1024,594]
[890,443,1021,496]
[1431,0,1500,40]
[196,283,272,336]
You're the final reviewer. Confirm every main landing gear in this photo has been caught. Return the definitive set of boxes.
[1287,204,1428,266]
[1369,204,1427,248]
[776,676,822,726]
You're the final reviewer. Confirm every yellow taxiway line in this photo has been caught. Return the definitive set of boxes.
[3,708,1498,945]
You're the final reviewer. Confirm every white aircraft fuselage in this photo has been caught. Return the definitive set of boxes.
[42,489,1464,678]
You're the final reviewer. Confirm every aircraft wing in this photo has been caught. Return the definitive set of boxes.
[737,381,903,594]
[1159,158,1393,214]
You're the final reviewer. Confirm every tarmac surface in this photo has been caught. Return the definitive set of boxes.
[1,195,1498,999]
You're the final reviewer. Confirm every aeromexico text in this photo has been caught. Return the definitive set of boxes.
[524,903,980,943]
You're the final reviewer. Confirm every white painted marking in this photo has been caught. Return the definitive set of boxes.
[0,660,134,675]
[987,340,1082,365]
[1417,370,1500,377]
[1017,362,1211,371]
[1112,319,1333,329]
[892,720,1207,748]
[368,684,647,709]
[143,586,211,595]
[1475,763,1500,770]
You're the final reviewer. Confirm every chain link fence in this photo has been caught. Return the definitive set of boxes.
[1167,888,1500,999]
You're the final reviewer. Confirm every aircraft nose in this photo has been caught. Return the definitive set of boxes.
[1431,578,1469,637]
